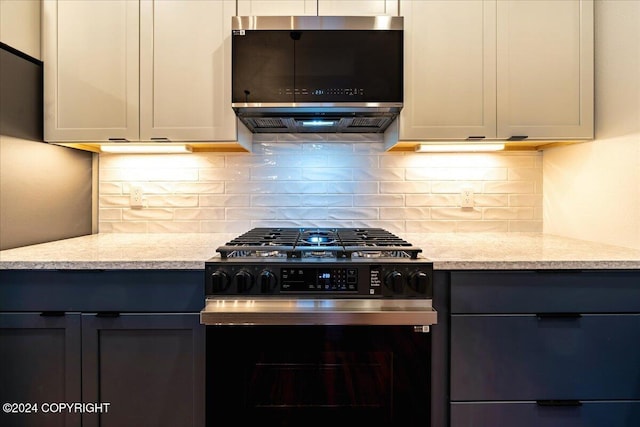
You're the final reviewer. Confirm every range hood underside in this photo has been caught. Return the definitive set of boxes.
[233,105,401,133]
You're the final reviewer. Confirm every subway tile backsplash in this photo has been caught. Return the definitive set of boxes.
[98,140,542,234]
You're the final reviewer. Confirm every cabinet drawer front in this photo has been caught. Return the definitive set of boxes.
[0,270,204,312]
[451,315,640,400]
[451,401,640,427]
[451,270,640,313]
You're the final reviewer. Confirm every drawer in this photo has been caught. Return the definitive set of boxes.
[451,270,640,313]
[451,314,640,401]
[0,270,204,312]
[451,401,640,427]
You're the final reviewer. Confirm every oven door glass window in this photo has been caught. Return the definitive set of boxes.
[206,325,430,426]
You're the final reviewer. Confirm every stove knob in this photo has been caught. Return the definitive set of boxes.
[409,271,430,294]
[235,270,254,293]
[385,271,404,294]
[259,270,277,293]
[210,270,230,293]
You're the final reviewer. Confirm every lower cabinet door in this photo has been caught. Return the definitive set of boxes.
[451,401,640,427]
[0,312,82,427]
[81,313,205,427]
[451,314,640,400]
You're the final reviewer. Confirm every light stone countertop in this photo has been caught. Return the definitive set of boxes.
[1,232,639,270]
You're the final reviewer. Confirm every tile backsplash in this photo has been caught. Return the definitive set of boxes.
[98,137,542,234]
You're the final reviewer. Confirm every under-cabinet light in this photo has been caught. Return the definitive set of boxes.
[100,144,193,154]
[415,143,505,153]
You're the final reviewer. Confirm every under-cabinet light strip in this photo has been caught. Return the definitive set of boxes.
[415,143,505,153]
[100,144,193,154]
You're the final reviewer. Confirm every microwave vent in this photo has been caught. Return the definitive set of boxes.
[250,118,288,129]
[348,117,388,128]
[236,110,399,133]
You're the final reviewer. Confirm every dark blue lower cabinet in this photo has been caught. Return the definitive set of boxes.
[81,313,205,427]
[0,313,82,427]
[449,270,640,427]
[450,314,640,401]
[451,401,640,427]
[0,312,204,427]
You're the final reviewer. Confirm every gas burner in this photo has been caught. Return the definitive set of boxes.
[354,251,382,259]
[216,228,422,260]
[255,250,283,257]
[299,231,337,247]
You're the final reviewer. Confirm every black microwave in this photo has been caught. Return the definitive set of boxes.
[231,16,404,133]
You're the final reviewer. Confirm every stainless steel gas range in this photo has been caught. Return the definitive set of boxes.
[201,227,436,327]
[200,228,437,427]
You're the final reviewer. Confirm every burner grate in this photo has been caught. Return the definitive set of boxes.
[216,228,422,259]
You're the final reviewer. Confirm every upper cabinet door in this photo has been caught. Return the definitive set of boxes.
[399,0,497,140]
[496,0,594,140]
[318,0,399,16]
[237,0,318,16]
[42,0,139,142]
[139,0,237,141]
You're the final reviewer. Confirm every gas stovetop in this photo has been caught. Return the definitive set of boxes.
[206,228,432,298]
[216,227,422,260]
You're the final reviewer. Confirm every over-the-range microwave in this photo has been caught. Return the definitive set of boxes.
[231,16,404,133]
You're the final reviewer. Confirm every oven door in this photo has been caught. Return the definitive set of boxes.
[201,298,436,427]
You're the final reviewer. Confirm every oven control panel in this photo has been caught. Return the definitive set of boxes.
[281,267,358,292]
[205,261,433,298]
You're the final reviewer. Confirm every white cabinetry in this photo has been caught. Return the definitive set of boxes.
[496,0,593,140]
[237,0,398,16]
[44,0,247,149]
[237,0,318,16]
[397,0,593,145]
[139,0,236,141]
[399,0,495,140]
[43,0,139,142]
[318,1,398,16]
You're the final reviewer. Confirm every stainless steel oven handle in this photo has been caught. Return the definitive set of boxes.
[200,297,437,327]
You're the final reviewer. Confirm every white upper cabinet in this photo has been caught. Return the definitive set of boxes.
[318,1,398,16]
[399,0,496,140]
[496,0,593,140]
[43,0,139,142]
[398,0,593,143]
[139,0,236,141]
[237,0,318,16]
[237,1,398,16]
[44,0,244,146]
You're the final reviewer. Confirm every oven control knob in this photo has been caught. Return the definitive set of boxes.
[385,271,404,294]
[234,270,254,293]
[409,271,430,294]
[210,271,230,293]
[259,270,277,293]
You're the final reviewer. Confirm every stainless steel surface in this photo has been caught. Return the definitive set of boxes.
[232,15,403,31]
[235,113,398,133]
[201,297,437,326]
[231,103,403,110]
[231,16,403,134]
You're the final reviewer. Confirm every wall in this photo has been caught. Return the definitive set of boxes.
[0,136,94,250]
[544,0,640,250]
[98,137,542,235]
[0,0,40,59]
[1,1,94,251]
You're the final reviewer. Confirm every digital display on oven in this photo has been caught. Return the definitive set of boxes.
[281,268,358,292]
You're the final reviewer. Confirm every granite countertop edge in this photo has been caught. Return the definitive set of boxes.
[1,232,639,271]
